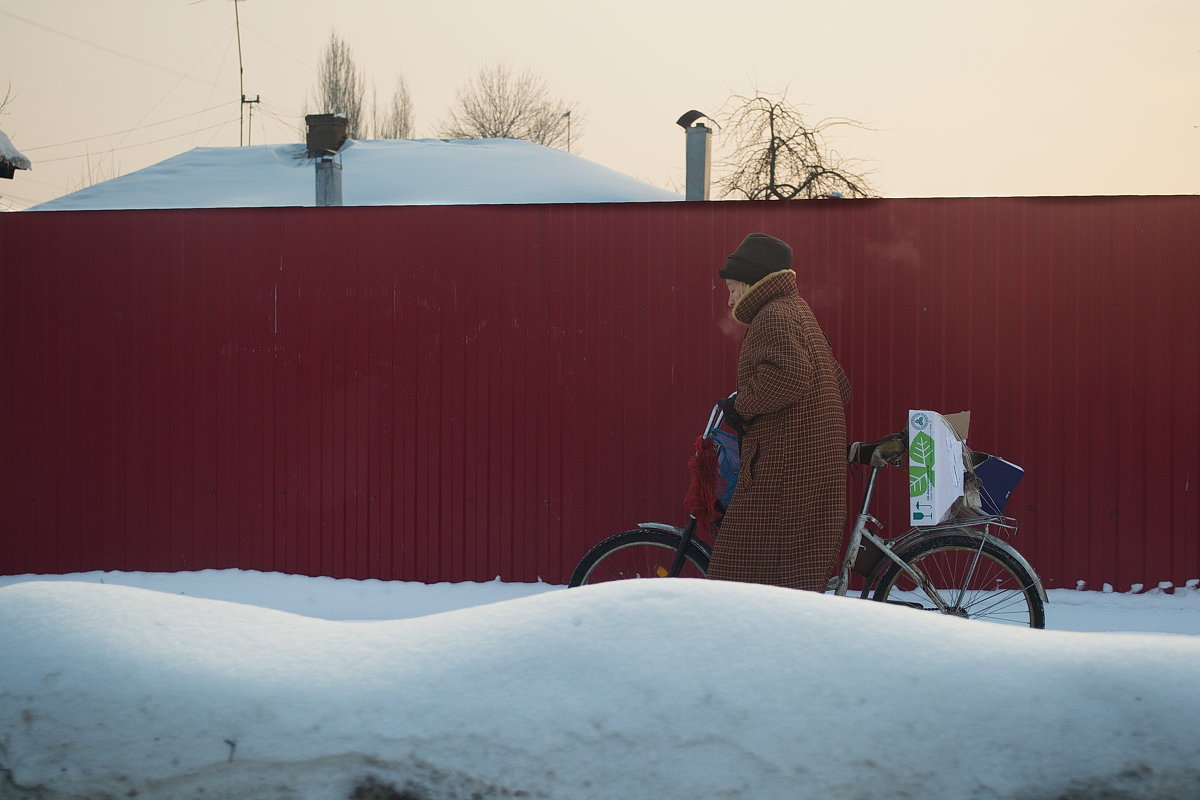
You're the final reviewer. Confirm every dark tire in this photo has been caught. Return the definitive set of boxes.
[872,532,1045,628]
[568,529,710,587]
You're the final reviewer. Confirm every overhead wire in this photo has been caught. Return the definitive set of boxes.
[21,104,235,152]
[34,119,240,164]
[251,101,303,145]
[4,5,335,205]
[194,28,238,147]
[109,23,237,155]
[242,24,316,75]
[255,102,306,139]
[0,8,236,93]
[3,7,244,181]
[0,191,39,211]
[235,24,323,145]
[258,100,304,123]
[4,173,68,191]
[202,118,232,147]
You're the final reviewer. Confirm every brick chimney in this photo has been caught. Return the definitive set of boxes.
[305,113,348,158]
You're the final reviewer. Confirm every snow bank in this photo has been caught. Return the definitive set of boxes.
[0,568,562,621]
[2,579,1199,799]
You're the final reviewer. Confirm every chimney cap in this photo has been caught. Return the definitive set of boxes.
[676,110,710,129]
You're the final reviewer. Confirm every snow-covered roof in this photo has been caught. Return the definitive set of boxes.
[0,129,31,171]
[28,137,681,211]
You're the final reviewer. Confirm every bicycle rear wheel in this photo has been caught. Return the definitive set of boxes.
[568,529,710,587]
[872,531,1045,628]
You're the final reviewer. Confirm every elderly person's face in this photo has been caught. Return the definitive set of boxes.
[725,278,749,309]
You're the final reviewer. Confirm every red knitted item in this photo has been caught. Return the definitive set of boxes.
[684,435,719,522]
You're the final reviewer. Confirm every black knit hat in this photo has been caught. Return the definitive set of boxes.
[719,233,793,285]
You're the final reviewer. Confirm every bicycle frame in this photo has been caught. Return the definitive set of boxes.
[832,455,1047,607]
[663,400,1045,607]
[570,399,1045,625]
[619,400,1041,614]
[832,463,958,604]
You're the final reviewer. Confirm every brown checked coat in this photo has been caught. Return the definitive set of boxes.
[707,269,852,591]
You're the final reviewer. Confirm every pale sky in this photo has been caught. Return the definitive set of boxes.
[1,0,1197,210]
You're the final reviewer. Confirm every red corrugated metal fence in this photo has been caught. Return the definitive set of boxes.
[2,197,1197,589]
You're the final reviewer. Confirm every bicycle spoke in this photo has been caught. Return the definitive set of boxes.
[959,588,1035,619]
[872,533,1044,628]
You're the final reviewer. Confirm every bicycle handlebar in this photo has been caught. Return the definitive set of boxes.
[706,395,907,470]
[847,433,907,467]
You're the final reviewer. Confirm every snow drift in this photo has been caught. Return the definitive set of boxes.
[2,578,1199,799]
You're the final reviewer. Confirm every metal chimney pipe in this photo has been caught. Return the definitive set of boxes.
[684,123,712,201]
[676,111,712,202]
[315,156,343,207]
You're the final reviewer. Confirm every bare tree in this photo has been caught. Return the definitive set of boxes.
[439,63,579,149]
[310,32,368,139]
[717,92,876,200]
[374,76,415,139]
[75,148,119,190]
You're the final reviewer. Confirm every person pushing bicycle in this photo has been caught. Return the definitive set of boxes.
[709,233,852,592]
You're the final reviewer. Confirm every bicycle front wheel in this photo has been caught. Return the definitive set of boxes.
[872,532,1045,628]
[568,529,710,587]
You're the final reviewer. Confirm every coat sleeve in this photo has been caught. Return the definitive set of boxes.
[733,306,810,420]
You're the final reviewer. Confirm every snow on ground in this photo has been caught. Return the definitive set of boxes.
[26,138,681,211]
[2,571,1199,800]
[2,568,1199,634]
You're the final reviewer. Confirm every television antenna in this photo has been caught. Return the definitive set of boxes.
[232,0,260,145]
[193,0,258,145]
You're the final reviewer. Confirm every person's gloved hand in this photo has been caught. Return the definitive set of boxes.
[716,396,747,435]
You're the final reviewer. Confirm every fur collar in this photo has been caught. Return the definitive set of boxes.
[732,269,797,324]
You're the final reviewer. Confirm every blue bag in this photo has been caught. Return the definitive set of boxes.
[708,428,741,510]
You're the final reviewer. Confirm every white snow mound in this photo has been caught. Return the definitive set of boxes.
[2,579,1199,799]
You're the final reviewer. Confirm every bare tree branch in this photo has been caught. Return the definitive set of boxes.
[310,31,368,139]
[374,76,414,140]
[439,63,579,149]
[716,92,877,200]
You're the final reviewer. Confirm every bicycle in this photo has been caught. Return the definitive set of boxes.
[568,400,1047,628]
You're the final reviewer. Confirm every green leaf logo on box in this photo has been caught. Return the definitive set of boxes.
[909,431,936,497]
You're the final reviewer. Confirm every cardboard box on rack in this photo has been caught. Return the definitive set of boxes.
[908,410,970,526]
